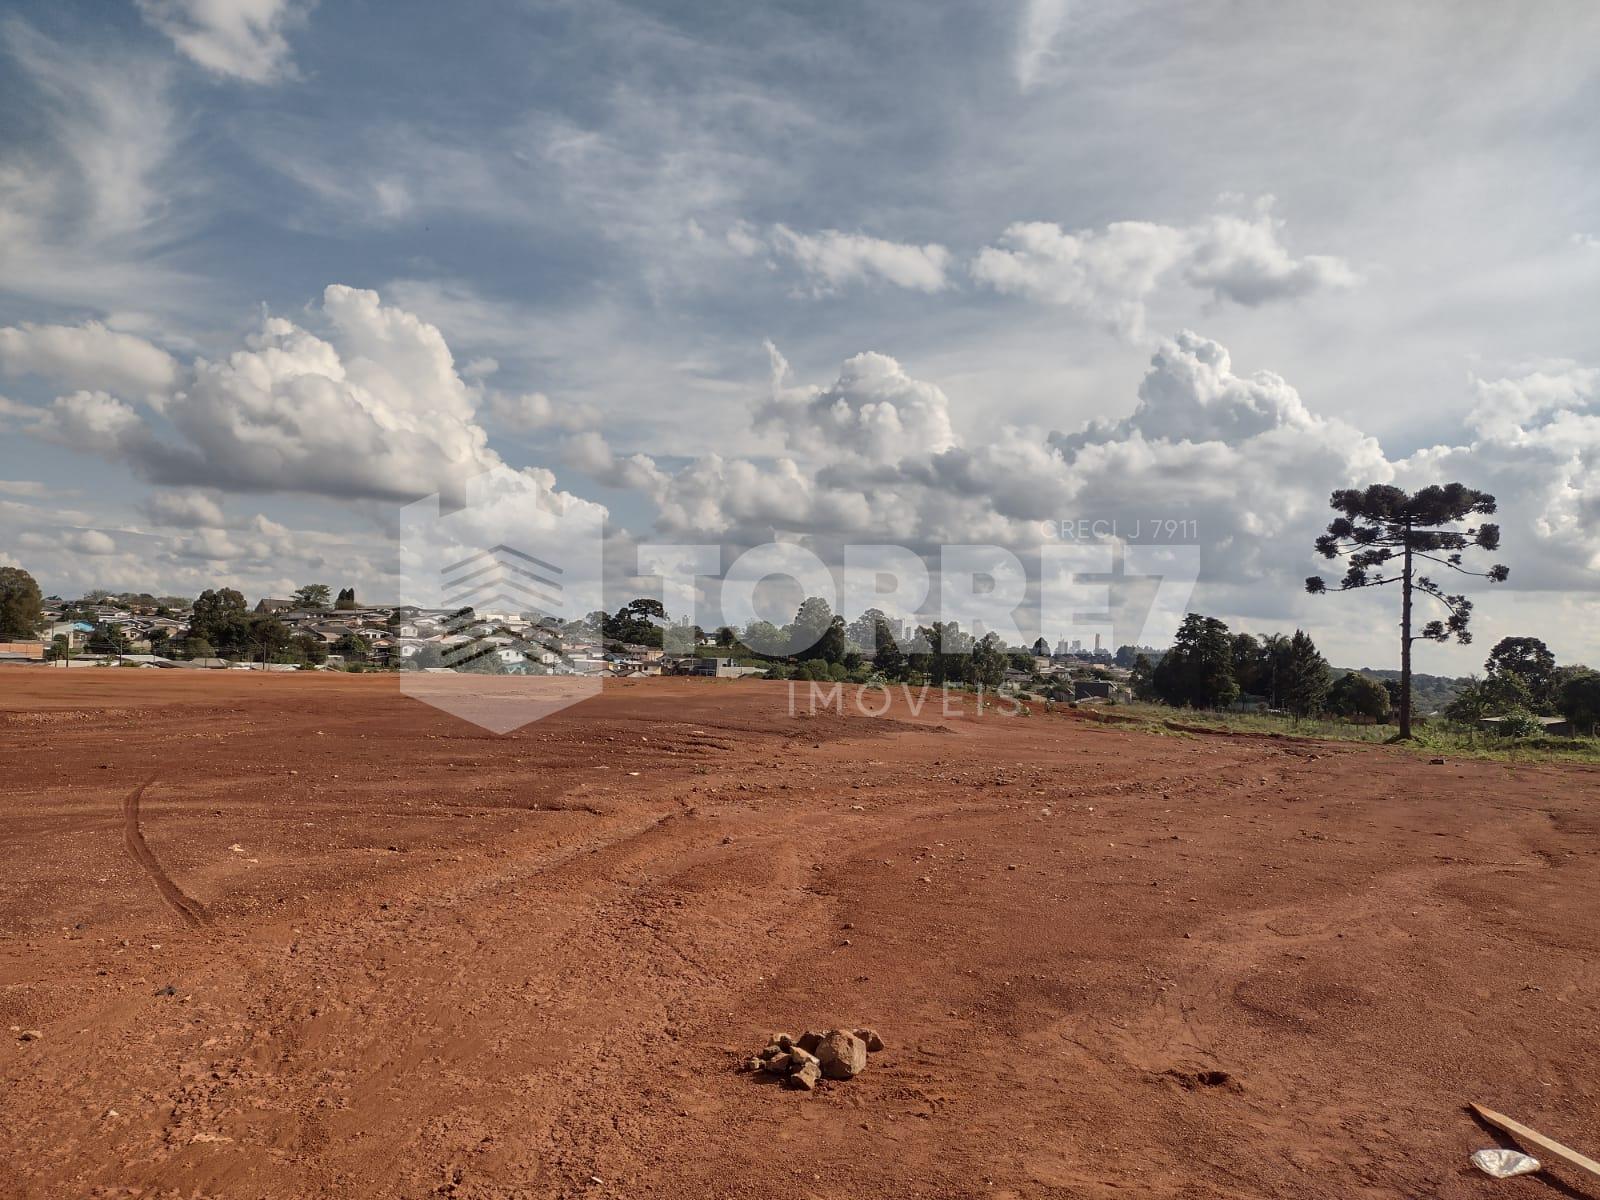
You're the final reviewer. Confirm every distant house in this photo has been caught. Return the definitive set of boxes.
[672,656,763,679]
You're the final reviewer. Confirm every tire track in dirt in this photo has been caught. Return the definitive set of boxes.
[121,774,210,928]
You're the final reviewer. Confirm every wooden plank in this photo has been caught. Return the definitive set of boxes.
[1471,1103,1600,1182]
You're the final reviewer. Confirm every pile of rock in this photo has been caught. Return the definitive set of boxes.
[743,1027,884,1092]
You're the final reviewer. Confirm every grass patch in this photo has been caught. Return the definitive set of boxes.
[1094,702,1600,765]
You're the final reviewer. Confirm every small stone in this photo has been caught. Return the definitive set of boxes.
[761,1051,793,1074]
[815,1029,868,1080]
[797,1030,825,1054]
[786,1047,820,1075]
[18,1030,41,1042]
[853,1027,885,1053]
[785,1060,821,1091]
[773,1032,795,1050]
[741,1057,763,1072]
[1429,757,1446,765]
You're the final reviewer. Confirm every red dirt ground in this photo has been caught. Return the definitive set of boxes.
[2,669,1598,1199]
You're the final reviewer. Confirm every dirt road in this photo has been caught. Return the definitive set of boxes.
[2,671,1598,1198]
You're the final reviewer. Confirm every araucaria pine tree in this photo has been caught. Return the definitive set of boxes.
[1306,483,1507,738]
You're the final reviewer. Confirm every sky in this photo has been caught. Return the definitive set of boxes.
[0,0,1597,670]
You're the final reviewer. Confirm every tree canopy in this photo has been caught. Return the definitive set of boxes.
[1307,482,1506,736]
[0,566,43,640]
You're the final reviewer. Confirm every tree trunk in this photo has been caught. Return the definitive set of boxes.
[1399,534,1413,739]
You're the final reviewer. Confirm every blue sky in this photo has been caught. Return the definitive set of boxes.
[1,0,1597,668]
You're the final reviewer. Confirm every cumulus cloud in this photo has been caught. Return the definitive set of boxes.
[0,320,180,395]
[971,201,1357,336]
[489,390,602,434]
[29,391,150,459]
[1396,364,1600,586]
[571,329,1600,637]
[29,285,503,502]
[65,529,117,556]
[755,343,957,464]
[971,220,1189,337]
[136,0,307,84]
[732,224,952,293]
[140,489,226,529]
[1183,207,1361,305]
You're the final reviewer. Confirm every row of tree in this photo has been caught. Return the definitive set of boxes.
[1134,614,1389,718]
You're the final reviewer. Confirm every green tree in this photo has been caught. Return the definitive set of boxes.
[292,633,329,665]
[87,622,126,657]
[1152,614,1237,708]
[1130,653,1156,700]
[190,588,251,656]
[1484,636,1556,712]
[1033,636,1051,657]
[178,636,214,660]
[787,597,835,658]
[334,587,359,609]
[1280,630,1330,717]
[332,633,369,661]
[1327,672,1390,722]
[1307,483,1507,738]
[816,614,848,664]
[971,633,1009,688]
[293,584,332,609]
[918,621,973,686]
[742,618,785,657]
[871,615,907,680]
[248,616,294,662]
[1230,633,1266,697]
[1556,669,1600,735]
[604,598,666,647]
[0,566,43,640]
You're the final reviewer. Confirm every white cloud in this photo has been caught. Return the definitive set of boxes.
[489,390,602,434]
[734,224,952,294]
[65,529,117,556]
[29,391,149,459]
[29,285,504,502]
[571,330,1600,648]
[0,21,193,312]
[0,321,180,396]
[0,479,49,497]
[755,343,957,464]
[1183,206,1362,306]
[1016,0,1069,90]
[971,202,1357,336]
[140,489,226,529]
[136,0,307,84]
[971,219,1189,337]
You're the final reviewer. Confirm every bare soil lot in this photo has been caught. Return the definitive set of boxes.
[2,670,1598,1199]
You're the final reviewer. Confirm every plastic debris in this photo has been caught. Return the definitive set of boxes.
[1471,1148,1541,1178]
